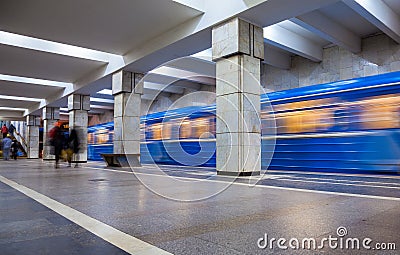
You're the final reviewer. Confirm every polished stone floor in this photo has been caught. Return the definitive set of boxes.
[0,159,399,254]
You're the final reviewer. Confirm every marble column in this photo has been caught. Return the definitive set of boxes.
[42,107,60,160]
[68,94,90,163]
[212,17,264,176]
[112,71,143,157]
[26,115,40,159]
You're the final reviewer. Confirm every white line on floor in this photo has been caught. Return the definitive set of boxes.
[277,175,400,187]
[267,169,400,179]
[0,175,172,255]
[277,178,400,190]
[82,166,400,201]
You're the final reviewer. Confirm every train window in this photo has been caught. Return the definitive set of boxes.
[192,117,208,138]
[300,110,317,133]
[179,119,192,139]
[274,98,334,113]
[359,95,400,130]
[96,128,110,144]
[274,114,286,134]
[162,122,172,140]
[315,108,334,131]
[275,110,316,134]
[271,99,337,134]
[151,123,162,140]
[285,112,302,133]
[208,116,216,136]
[261,111,277,134]
[87,133,94,144]
[145,125,153,140]
[169,119,180,139]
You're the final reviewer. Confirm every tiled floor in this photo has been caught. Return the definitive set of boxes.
[0,182,129,255]
[0,159,399,254]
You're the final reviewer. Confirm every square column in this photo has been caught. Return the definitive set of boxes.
[68,94,90,163]
[42,107,60,160]
[212,17,264,176]
[26,115,40,159]
[111,71,143,167]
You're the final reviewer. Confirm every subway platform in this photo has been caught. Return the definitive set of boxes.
[0,159,399,254]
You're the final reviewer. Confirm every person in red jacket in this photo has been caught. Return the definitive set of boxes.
[1,124,8,138]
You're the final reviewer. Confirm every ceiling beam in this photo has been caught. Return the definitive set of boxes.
[264,44,291,69]
[0,109,24,119]
[25,85,74,115]
[141,94,158,101]
[145,72,206,90]
[141,90,172,101]
[149,66,215,86]
[89,97,114,104]
[166,56,216,77]
[173,0,205,12]
[168,80,202,90]
[343,0,400,44]
[291,10,361,53]
[0,31,121,63]
[90,104,113,110]
[264,24,323,62]
[193,44,293,69]
[144,82,185,94]
[0,74,73,89]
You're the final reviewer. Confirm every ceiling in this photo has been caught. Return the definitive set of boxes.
[0,0,202,55]
[0,0,399,120]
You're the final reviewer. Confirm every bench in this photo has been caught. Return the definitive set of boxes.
[100,153,141,168]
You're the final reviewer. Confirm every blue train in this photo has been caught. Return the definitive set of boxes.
[88,71,400,173]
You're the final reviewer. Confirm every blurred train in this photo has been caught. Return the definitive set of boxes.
[88,71,400,173]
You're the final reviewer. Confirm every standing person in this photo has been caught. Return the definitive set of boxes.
[2,134,12,160]
[67,128,80,168]
[50,122,65,168]
[8,123,15,137]
[10,139,19,160]
[1,124,8,138]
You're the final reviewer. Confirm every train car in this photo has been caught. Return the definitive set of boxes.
[88,71,400,173]
[87,121,114,161]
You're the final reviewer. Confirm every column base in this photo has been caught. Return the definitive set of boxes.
[217,171,260,177]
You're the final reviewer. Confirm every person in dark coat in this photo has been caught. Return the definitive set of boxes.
[67,128,80,167]
[50,123,65,168]
[10,139,19,160]
[8,124,15,137]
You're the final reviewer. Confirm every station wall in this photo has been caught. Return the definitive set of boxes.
[262,33,400,91]
[88,111,113,126]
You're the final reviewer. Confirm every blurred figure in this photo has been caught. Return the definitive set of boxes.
[8,123,15,137]
[67,128,80,168]
[2,134,12,160]
[49,122,65,168]
[1,124,8,139]
[10,139,19,160]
